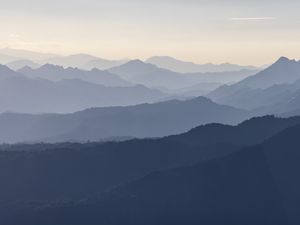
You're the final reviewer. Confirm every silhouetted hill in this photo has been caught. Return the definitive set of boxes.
[166,115,300,147]
[0,97,250,143]
[147,56,258,73]
[0,116,299,206]
[6,119,300,225]
[18,64,131,87]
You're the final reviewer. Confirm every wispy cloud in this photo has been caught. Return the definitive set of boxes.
[229,17,275,21]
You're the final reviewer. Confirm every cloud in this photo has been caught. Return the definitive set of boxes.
[229,17,275,21]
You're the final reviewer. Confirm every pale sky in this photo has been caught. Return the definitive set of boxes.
[0,0,299,66]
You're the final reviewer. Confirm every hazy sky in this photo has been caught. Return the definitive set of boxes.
[0,0,299,65]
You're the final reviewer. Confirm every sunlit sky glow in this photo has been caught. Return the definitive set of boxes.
[0,0,300,65]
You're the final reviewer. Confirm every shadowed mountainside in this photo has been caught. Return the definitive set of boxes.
[0,97,250,143]
[3,116,300,225]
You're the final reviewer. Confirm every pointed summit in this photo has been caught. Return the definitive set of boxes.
[233,57,300,89]
[272,57,300,68]
[274,56,293,65]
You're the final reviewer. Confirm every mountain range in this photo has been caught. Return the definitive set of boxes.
[2,115,300,225]
[146,56,259,73]
[0,65,165,113]
[0,97,251,143]
[207,57,300,115]
[18,64,132,87]
[109,59,256,89]
[0,48,258,73]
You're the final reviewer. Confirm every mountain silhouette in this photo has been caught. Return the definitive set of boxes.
[147,56,258,73]
[109,60,256,89]
[207,57,300,111]
[0,116,299,205]
[238,57,300,89]
[0,97,250,143]
[0,73,164,114]
[4,117,300,225]
[18,64,131,87]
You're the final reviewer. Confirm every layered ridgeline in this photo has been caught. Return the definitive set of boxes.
[108,59,256,90]
[0,48,258,98]
[2,116,300,225]
[0,64,166,113]
[0,97,250,143]
[0,48,128,70]
[15,61,255,96]
[18,64,132,87]
[1,48,258,73]
[146,56,259,73]
[208,57,300,115]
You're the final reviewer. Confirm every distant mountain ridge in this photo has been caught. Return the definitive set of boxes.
[0,65,165,114]
[207,57,300,113]
[18,64,132,87]
[146,56,259,73]
[109,60,257,89]
[238,57,300,89]
[0,48,259,73]
[0,97,251,143]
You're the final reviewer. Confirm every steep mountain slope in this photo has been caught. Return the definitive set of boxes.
[238,57,300,89]
[0,97,250,143]
[207,57,300,111]
[18,64,131,87]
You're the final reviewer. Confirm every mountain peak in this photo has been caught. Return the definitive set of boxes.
[113,59,157,71]
[274,56,296,65]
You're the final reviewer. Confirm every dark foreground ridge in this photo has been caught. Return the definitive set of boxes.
[1,116,300,224]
